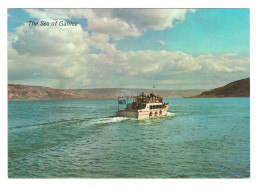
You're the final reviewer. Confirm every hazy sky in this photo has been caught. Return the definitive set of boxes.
[8,9,250,89]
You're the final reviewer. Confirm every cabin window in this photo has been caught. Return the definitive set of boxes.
[149,105,162,110]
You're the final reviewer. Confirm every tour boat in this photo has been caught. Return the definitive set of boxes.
[116,92,169,119]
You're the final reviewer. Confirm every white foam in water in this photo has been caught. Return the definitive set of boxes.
[91,117,130,125]
[166,112,176,117]
[91,113,175,125]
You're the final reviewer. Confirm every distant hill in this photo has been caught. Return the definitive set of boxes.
[8,84,204,100]
[189,78,250,98]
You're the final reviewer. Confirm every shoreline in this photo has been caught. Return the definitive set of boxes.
[8,96,250,101]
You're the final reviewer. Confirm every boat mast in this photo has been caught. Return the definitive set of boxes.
[118,97,119,112]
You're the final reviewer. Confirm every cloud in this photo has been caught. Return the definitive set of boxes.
[196,53,249,72]
[157,40,166,45]
[23,9,195,39]
[87,16,142,39]
[25,9,49,19]
[9,26,249,89]
[11,19,91,57]
[24,9,71,20]
[109,9,195,30]
[9,9,249,89]
[119,50,201,76]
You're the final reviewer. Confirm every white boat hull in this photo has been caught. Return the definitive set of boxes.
[116,104,169,119]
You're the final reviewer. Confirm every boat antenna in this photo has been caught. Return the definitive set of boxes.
[153,84,156,94]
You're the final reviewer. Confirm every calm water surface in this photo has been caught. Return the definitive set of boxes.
[8,98,250,178]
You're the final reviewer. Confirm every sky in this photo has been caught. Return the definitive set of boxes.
[7,9,250,90]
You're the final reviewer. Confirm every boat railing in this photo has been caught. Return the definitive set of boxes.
[117,93,164,111]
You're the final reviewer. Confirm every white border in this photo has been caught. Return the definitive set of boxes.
[1,0,260,188]
[0,0,255,8]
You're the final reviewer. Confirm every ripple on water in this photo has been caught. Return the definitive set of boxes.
[8,98,250,178]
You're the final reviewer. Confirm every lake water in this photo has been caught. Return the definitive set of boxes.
[8,98,250,178]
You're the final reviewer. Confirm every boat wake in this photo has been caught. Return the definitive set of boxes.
[11,112,176,132]
[90,117,130,125]
[166,112,176,117]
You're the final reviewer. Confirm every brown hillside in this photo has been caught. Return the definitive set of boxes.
[189,78,250,98]
[8,84,204,100]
